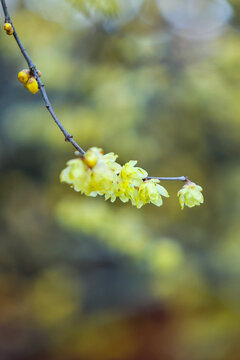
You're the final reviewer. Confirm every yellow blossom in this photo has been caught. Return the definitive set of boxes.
[106,161,148,203]
[89,150,121,196]
[60,147,121,197]
[60,158,91,194]
[177,183,204,210]
[135,179,169,208]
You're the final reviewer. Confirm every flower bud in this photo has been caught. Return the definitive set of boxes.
[84,149,99,168]
[24,77,39,94]
[18,69,30,84]
[37,70,42,77]
[4,22,14,35]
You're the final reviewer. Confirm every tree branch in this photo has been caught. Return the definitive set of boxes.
[1,0,85,155]
[1,0,189,183]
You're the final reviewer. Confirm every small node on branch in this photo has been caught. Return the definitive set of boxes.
[30,65,36,74]
[65,135,73,142]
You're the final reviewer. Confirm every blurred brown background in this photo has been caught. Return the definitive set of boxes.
[0,1,239,359]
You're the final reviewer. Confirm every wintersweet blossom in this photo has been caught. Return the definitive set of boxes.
[60,158,91,193]
[60,147,121,197]
[108,161,148,203]
[60,147,204,210]
[135,179,169,208]
[88,150,121,196]
[177,183,204,209]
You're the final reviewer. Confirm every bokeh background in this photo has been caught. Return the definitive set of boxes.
[0,1,240,359]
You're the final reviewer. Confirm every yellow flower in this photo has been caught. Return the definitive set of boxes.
[89,150,121,196]
[106,161,148,203]
[135,179,169,208]
[60,148,121,198]
[120,161,148,184]
[60,158,92,194]
[177,183,204,210]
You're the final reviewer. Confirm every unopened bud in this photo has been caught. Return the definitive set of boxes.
[4,22,14,35]
[18,69,30,84]
[24,77,39,94]
[84,150,99,168]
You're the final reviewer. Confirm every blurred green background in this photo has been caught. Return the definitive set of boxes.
[0,1,240,359]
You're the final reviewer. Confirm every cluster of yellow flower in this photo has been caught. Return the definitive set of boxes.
[60,147,169,208]
[60,147,204,209]
[17,69,40,94]
[4,22,13,35]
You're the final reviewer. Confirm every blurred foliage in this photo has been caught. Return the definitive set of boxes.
[0,0,240,359]
[68,0,120,18]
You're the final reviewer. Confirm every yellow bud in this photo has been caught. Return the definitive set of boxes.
[84,150,99,168]
[18,69,30,84]
[4,23,11,31]
[4,22,13,35]
[24,77,39,94]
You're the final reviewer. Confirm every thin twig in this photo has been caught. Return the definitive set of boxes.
[1,0,189,183]
[1,0,85,155]
[146,176,188,182]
